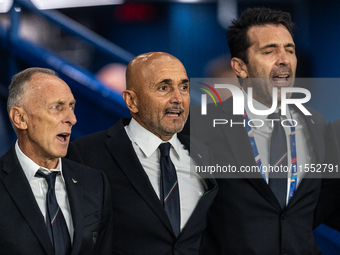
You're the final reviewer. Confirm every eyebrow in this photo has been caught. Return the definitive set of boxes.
[259,43,295,51]
[159,78,189,84]
[160,78,172,84]
[52,99,76,105]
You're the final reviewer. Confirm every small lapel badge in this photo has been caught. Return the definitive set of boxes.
[72,178,77,184]
[198,154,202,158]
[311,119,315,124]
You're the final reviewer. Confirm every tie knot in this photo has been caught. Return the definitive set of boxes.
[268,110,281,122]
[35,170,58,190]
[159,142,171,157]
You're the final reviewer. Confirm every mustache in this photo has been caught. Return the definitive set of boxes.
[163,106,185,113]
[270,66,293,77]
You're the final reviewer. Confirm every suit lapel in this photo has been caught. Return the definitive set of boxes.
[220,99,281,210]
[221,99,254,167]
[286,108,324,207]
[304,114,325,164]
[105,120,174,234]
[1,146,54,254]
[286,177,320,210]
[61,159,84,255]
[177,133,218,194]
[181,179,217,237]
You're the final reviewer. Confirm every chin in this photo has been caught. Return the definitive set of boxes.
[169,125,184,134]
[161,126,181,135]
[55,150,67,159]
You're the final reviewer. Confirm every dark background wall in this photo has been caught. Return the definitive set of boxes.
[1,0,340,157]
[55,0,340,122]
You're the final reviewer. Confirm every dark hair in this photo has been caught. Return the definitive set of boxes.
[227,7,294,64]
[7,67,57,113]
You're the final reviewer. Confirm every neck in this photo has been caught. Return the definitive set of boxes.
[18,139,59,169]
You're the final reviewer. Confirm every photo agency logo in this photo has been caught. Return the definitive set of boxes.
[199,82,223,107]
[199,82,312,128]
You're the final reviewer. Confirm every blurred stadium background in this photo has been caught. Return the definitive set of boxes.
[0,0,340,252]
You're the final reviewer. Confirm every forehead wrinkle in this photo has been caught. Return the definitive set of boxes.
[24,81,44,111]
[249,24,291,41]
[126,52,186,92]
[27,74,73,110]
[52,99,73,105]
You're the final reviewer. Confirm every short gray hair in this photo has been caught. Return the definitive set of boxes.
[7,67,57,113]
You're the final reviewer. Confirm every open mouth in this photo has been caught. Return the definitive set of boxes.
[165,110,182,117]
[272,74,290,85]
[56,133,70,142]
[164,106,185,118]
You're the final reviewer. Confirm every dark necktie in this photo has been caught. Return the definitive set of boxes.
[35,170,72,255]
[159,142,181,237]
[268,111,288,210]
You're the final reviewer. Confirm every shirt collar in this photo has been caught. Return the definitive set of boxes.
[126,118,182,158]
[15,140,62,181]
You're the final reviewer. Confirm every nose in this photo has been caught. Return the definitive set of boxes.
[65,108,77,126]
[170,87,183,104]
[276,48,289,66]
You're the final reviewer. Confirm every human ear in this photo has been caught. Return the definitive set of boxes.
[231,57,248,78]
[9,107,28,130]
[123,90,139,113]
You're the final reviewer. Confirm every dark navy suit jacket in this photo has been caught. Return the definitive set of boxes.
[67,118,218,255]
[183,97,326,255]
[0,144,114,255]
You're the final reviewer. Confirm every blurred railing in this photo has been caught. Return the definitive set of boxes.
[0,0,133,154]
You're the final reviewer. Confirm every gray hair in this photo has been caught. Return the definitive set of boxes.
[7,67,57,113]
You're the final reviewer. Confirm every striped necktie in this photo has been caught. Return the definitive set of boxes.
[159,142,181,237]
[35,170,71,255]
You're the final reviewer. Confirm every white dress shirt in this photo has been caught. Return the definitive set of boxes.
[15,140,74,242]
[125,118,205,231]
[243,90,315,204]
